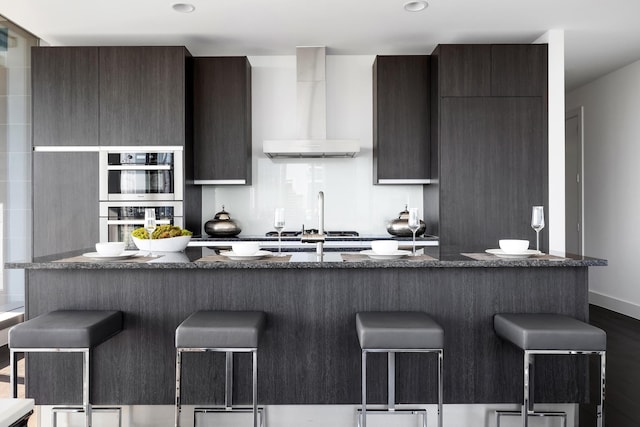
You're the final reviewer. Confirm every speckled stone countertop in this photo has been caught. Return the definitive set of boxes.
[6,247,607,270]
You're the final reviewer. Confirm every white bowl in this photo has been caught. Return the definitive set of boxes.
[95,242,126,257]
[132,235,191,252]
[371,240,399,255]
[499,239,529,254]
[232,242,260,256]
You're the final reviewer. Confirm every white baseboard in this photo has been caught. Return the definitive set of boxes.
[589,290,640,320]
[33,404,578,427]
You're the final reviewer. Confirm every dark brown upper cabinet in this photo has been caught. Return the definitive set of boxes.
[32,47,100,146]
[99,47,189,146]
[491,44,548,97]
[432,44,548,98]
[373,55,431,184]
[432,45,491,97]
[192,57,252,185]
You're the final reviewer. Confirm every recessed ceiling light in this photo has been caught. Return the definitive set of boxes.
[404,1,428,12]
[172,3,195,13]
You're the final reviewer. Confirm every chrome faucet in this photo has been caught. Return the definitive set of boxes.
[300,191,326,255]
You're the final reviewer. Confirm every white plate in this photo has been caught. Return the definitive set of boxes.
[485,249,542,259]
[82,250,140,261]
[360,249,411,260]
[220,250,272,261]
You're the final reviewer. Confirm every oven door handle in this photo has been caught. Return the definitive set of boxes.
[106,219,172,225]
[107,165,172,171]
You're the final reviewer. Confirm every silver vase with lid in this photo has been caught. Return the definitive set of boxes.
[204,205,242,237]
[386,205,426,237]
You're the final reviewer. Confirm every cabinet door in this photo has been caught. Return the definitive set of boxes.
[99,47,186,146]
[193,57,251,184]
[33,152,99,257]
[373,55,430,183]
[32,47,99,146]
[434,45,491,97]
[439,97,547,254]
[491,45,548,96]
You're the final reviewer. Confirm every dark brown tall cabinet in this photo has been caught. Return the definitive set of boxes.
[31,46,198,257]
[32,152,99,257]
[192,57,252,184]
[99,47,190,146]
[426,44,548,254]
[373,55,431,184]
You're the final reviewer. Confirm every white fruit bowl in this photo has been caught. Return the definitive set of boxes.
[132,235,191,252]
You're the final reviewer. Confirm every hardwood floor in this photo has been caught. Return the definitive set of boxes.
[1,304,637,426]
[579,304,640,427]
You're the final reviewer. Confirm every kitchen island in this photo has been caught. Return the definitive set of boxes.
[7,248,605,409]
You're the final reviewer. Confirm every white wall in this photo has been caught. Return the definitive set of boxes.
[567,59,640,318]
[200,55,423,236]
[534,30,565,254]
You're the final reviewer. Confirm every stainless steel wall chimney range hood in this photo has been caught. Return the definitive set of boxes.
[263,47,360,158]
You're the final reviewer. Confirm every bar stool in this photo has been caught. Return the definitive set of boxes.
[355,311,444,427]
[8,310,123,427]
[175,310,266,427]
[493,313,606,427]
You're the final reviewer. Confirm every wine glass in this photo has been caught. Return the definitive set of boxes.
[408,208,420,256]
[274,208,285,257]
[144,208,156,254]
[531,206,545,253]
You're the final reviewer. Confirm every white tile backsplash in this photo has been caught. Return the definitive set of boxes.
[201,55,424,236]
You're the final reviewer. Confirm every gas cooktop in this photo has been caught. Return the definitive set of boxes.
[265,230,359,237]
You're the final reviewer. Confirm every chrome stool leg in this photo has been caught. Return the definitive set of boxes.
[10,349,18,398]
[253,350,258,427]
[84,349,90,427]
[357,349,439,427]
[360,350,367,427]
[226,351,234,410]
[496,350,607,427]
[186,348,264,427]
[175,349,182,427]
[437,349,443,427]
[597,351,606,427]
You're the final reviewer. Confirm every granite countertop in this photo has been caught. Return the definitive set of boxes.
[6,247,607,270]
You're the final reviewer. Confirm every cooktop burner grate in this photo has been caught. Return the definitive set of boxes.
[265,230,359,237]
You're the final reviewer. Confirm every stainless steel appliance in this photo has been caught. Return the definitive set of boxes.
[99,148,183,201]
[99,147,184,246]
[99,201,183,248]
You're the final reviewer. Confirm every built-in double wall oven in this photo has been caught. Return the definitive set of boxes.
[99,147,184,248]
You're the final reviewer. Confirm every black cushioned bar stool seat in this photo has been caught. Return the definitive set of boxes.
[175,311,266,427]
[356,311,444,350]
[355,312,444,427]
[494,313,606,351]
[9,310,123,349]
[176,310,265,349]
[8,310,123,427]
[493,313,606,427]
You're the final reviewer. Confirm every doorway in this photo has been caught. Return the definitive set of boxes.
[565,107,584,255]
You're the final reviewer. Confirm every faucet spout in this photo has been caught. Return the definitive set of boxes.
[318,191,324,236]
[317,191,324,256]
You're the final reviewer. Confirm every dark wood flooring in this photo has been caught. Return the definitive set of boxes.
[1,304,638,425]
[579,305,640,427]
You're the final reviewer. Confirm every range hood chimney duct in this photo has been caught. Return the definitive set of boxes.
[263,46,360,158]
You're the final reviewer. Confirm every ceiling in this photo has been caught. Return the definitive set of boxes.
[1,0,640,91]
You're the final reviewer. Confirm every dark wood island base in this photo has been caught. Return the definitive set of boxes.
[11,251,606,409]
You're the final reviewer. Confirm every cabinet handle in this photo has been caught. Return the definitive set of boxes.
[193,179,247,185]
[377,179,433,185]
